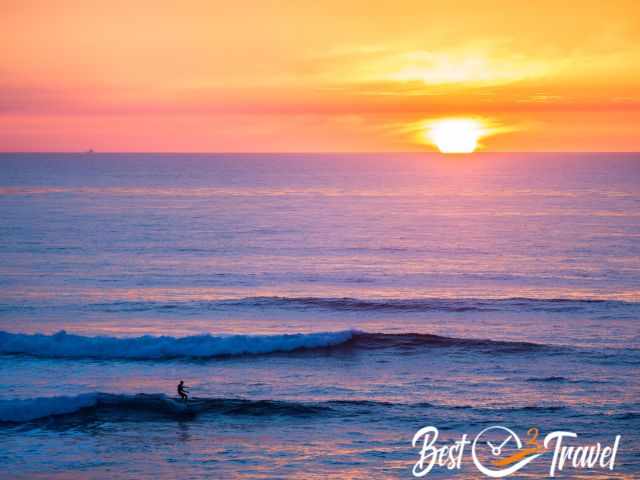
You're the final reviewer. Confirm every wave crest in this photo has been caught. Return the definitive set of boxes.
[0,330,355,360]
[0,393,334,423]
[0,393,608,425]
[0,330,551,360]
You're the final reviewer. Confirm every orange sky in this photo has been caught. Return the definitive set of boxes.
[1,0,639,152]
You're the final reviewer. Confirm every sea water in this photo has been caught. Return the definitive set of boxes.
[0,153,638,478]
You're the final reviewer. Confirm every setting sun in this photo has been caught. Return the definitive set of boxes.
[426,118,485,153]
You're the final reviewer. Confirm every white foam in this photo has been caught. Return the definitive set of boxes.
[0,330,355,359]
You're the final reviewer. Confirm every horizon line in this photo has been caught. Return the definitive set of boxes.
[1,151,640,155]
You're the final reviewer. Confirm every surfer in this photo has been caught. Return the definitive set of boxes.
[177,380,189,401]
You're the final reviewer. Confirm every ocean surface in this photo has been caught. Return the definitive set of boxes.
[0,152,639,479]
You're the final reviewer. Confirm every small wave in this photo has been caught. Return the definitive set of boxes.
[526,376,568,383]
[0,393,600,426]
[611,412,640,421]
[506,405,567,413]
[350,332,546,354]
[0,330,550,360]
[1,394,420,424]
[0,392,551,424]
[525,376,610,385]
[0,393,334,423]
[76,296,638,315]
[0,393,99,422]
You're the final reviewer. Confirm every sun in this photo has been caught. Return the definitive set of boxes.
[426,118,485,154]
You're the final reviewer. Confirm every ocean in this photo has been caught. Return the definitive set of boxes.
[0,152,638,478]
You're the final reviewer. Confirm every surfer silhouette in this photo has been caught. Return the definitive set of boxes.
[177,380,189,401]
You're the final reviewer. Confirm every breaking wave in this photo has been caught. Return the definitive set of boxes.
[0,330,551,360]
[0,393,331,423]
[0,393,598,425]
[0,330,355,360]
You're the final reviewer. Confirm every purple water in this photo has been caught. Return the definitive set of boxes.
[1,153,639,478]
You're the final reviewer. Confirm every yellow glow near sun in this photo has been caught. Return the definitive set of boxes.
[386,50,550,87]
[426,118,486,153]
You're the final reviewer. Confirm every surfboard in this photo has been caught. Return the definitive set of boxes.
[164,398,192,412]
[166,397,205,414]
